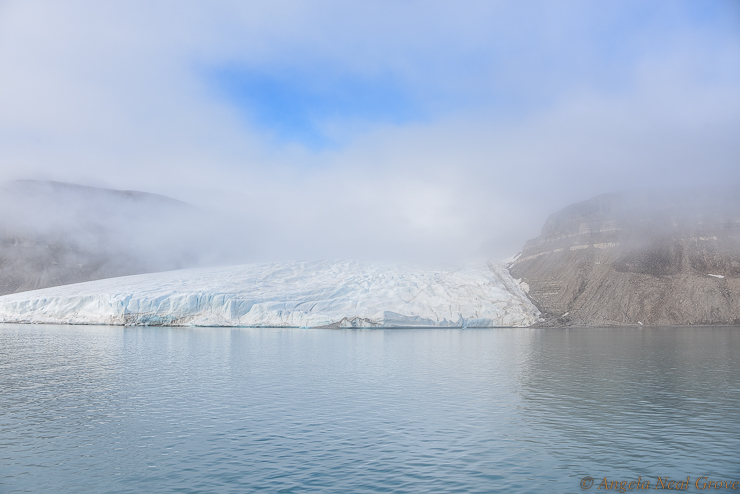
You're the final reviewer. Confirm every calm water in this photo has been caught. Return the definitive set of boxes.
[1,325,739,493]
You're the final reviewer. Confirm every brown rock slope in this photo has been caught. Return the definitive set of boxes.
[509,188,740,326]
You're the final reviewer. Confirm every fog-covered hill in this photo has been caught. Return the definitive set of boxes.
[0,180,206,295]
[509,187,740,326]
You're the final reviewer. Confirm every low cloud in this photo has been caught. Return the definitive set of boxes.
[0,0,738,266]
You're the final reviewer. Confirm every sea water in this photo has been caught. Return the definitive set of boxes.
[1,325,738,493]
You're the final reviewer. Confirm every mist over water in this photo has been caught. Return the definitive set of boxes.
[1,4,738,494]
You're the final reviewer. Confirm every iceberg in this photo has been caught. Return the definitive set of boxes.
[0,260,539,327]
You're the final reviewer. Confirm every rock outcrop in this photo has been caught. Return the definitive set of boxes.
[509,188,740,326]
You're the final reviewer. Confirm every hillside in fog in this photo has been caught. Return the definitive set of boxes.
[509,187,740,326]
[0,180,207,295]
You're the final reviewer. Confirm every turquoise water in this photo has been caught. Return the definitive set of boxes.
[1,325,739,493]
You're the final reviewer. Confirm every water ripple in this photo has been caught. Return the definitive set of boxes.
[1,325,739,493]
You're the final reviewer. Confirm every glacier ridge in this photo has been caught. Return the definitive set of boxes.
[0,260,540,327]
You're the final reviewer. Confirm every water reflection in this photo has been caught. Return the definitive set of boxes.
[0,325,738,493]
[515,327,740,483]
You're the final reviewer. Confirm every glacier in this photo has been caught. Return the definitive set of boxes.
[0,260,539,327]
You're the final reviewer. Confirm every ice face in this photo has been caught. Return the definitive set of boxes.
[0,260,540,327]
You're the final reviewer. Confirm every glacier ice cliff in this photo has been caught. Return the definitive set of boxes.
[0,260,539,327]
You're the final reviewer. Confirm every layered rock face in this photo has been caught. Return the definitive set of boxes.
[509,188,740,326]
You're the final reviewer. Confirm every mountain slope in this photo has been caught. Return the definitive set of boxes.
[509,188,740,326]
[0,180,202,295]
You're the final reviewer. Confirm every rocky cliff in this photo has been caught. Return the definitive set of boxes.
[509,188,740,326]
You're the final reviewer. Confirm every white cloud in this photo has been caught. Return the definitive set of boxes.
[0,0,738,264]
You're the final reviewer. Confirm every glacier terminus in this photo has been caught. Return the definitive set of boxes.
[0,260,539,328]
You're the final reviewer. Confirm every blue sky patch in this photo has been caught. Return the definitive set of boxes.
[209,68,424,148]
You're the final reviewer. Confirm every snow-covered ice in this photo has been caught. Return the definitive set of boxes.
[0,260,539,327]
